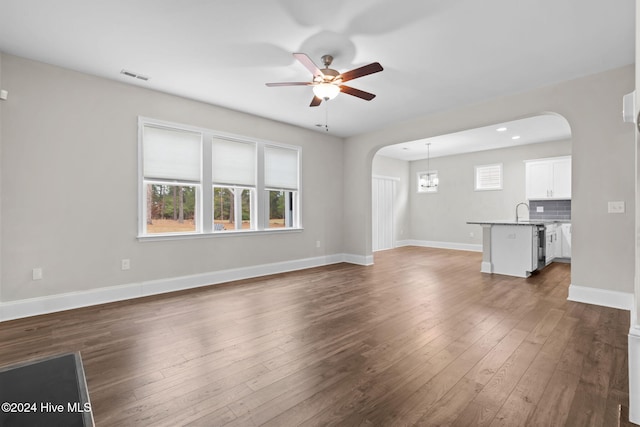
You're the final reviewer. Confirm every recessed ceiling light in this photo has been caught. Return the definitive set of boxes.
[496,127,507,132]
[512,135,521,140]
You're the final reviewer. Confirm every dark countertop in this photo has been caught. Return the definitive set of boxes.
[467,220,570,226]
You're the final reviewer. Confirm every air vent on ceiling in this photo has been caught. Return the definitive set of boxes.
[120,69,150,81]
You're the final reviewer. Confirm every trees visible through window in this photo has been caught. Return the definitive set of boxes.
[213,187,252,231]
[146,184,197,233]
[268,190,295,228]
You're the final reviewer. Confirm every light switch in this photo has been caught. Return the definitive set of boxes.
[608,201,625,214]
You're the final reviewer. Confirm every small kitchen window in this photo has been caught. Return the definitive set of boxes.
[475,163,502,191]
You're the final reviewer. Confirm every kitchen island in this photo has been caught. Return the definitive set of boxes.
[467,220,547,278]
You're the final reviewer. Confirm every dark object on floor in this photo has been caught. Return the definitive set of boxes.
[0,352,94,427]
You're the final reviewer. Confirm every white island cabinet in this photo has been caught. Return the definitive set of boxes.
[469,220,570,278]
[468,221,543,278]
[490,225,539,277]
[560,223,572,258]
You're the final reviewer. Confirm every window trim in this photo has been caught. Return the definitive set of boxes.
[138,117,302,239]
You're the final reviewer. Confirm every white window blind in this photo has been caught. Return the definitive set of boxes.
[143,125,201,181]
[211,138,256,186]
[264,145,299,190]
[475,163,503,190]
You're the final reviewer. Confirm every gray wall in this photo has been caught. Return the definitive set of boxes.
[0,53,344,302]
[408,139,571,246]
[0,53,635,305]
[345,65,635,294]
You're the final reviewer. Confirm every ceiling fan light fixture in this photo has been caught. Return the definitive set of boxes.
[266,53,383,107]
[313,83,340,100]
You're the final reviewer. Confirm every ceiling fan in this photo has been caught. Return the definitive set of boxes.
[266,53,383,107]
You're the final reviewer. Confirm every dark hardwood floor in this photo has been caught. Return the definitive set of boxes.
[0,247,630,426]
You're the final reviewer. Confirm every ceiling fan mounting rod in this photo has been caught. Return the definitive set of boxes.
[321,55,334,68]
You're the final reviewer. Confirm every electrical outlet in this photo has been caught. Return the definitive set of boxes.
[469,232,474,238]
[121,259,131,270]
[32,267,43,280]
[536,206,544,213]
[608,201,625,214]
[315,240,321,248]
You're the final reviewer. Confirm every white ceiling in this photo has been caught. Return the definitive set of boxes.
[377,114,572,161]
[0,0,635,138]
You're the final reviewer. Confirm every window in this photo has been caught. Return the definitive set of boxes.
[264,145,299,228]
[139,118,301,237]
[475,163,503,191]
[142,125,202,234]
[211,138,256,231]
[213,187,252,231]
[146,184,198,233]
[417,171,438,193]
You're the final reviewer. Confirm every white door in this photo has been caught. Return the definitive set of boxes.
[372,177,395,251]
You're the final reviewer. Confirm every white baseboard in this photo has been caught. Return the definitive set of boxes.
[567,284,634,311]
[397,239,482,252]
[481,262,493,274]
[342,253,374,266]
[0,253,364,322]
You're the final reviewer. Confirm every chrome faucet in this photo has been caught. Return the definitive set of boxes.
[515,202,529,222]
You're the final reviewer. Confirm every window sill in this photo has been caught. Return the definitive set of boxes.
[137,227,304,242]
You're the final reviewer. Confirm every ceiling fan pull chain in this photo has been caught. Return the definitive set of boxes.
[325,102,329,132]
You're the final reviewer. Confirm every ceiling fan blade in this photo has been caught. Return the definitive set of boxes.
[340,85,376,101]
[265,82,311,87]
[293,53,324,79]
[339,62,383,83]
[310,96,323,107]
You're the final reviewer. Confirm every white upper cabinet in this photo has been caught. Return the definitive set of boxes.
[525,156,571,200]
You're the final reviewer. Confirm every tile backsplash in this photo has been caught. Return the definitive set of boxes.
[528,199,571,220]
